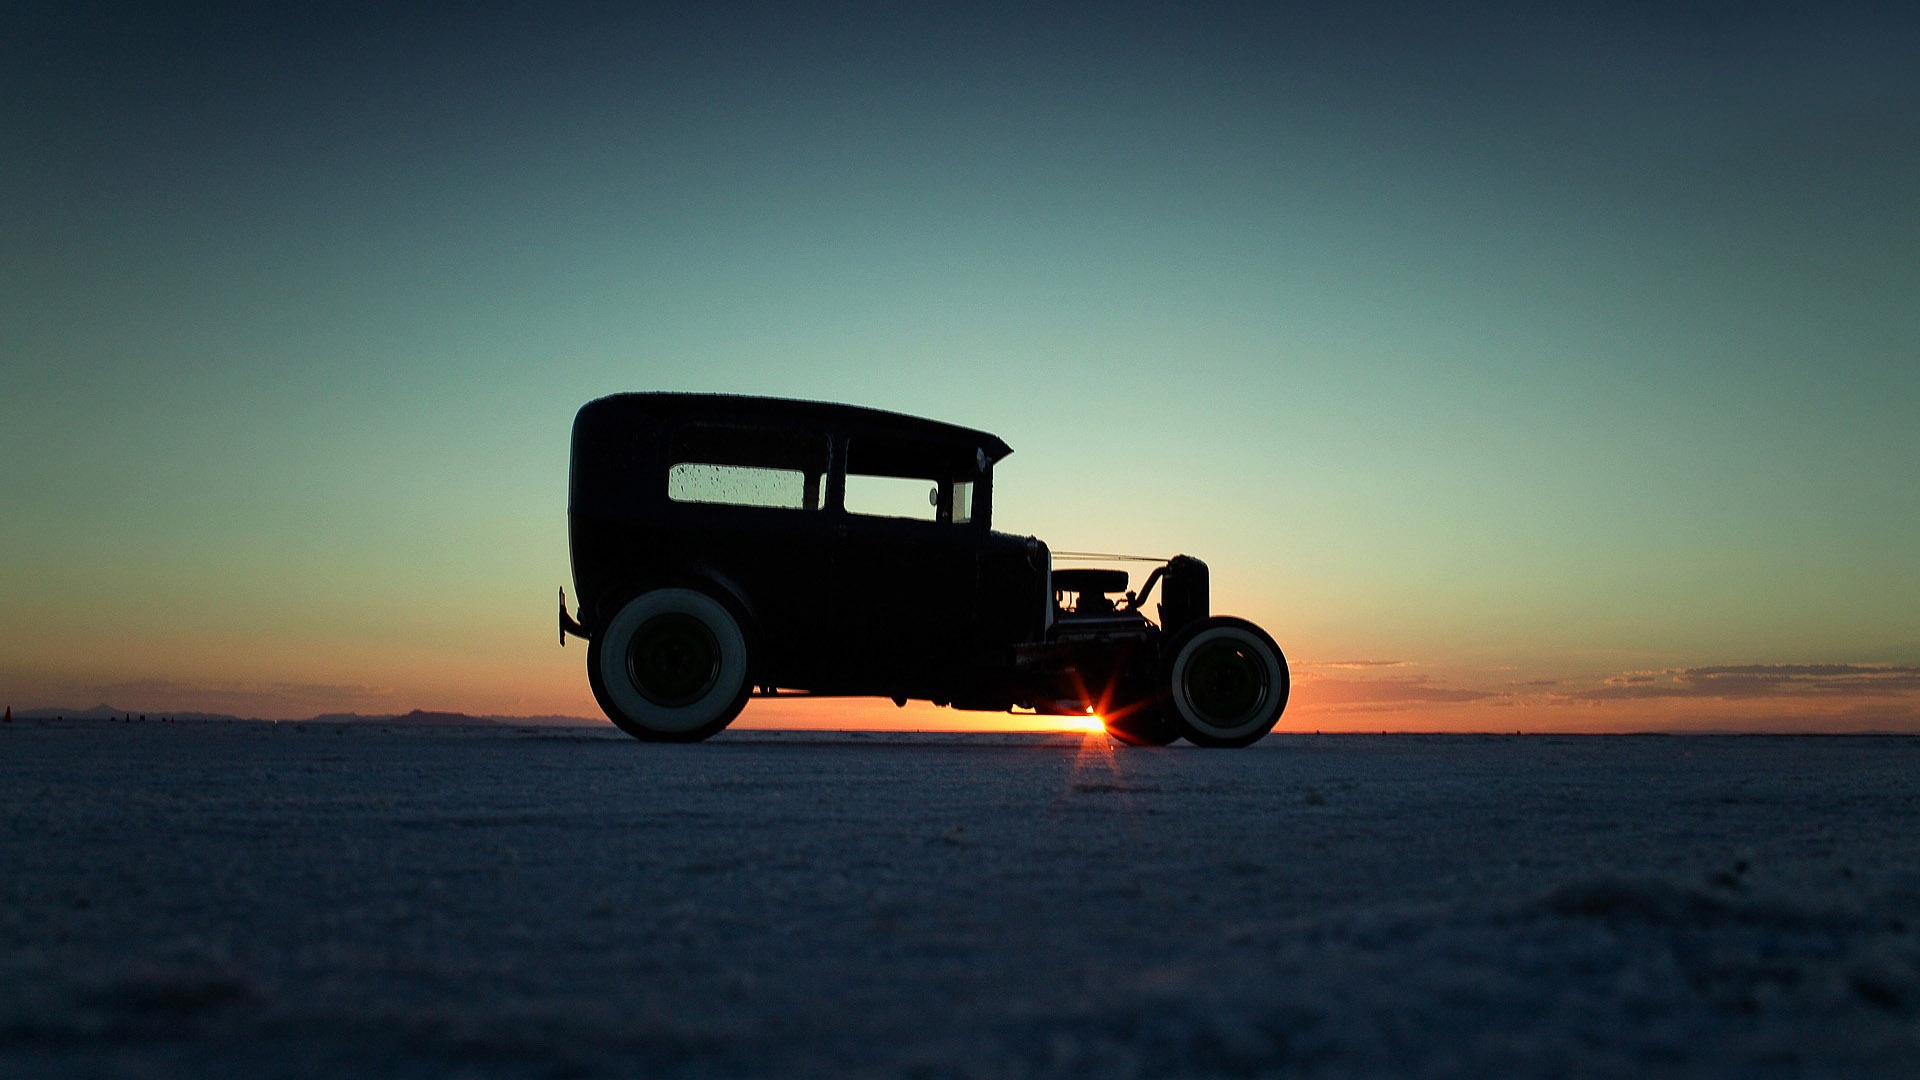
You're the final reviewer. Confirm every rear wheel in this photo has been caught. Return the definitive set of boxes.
[588,588,752,742]
[1164,617,1288,748]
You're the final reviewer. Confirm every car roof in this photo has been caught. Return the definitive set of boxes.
[578,393,1014,463]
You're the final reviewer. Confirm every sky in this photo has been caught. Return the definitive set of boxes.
[3,0,1917,732]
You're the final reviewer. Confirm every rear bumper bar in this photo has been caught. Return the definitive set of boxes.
[558,588,590,645]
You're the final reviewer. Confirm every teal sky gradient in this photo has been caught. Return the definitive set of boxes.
[5,1,1917,726]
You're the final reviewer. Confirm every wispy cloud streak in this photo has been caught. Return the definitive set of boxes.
[1296,672,1497,711]
[1571,664,1920,702]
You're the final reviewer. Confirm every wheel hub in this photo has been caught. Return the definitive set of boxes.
[627,613,722,706]
[1183,640,1268,725]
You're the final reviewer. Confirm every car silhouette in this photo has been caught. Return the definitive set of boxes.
[560,393,1288,746]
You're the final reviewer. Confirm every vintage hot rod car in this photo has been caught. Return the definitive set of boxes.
[559,393,1288,747]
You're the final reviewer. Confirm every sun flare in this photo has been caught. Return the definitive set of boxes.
[1058,711,1110,736]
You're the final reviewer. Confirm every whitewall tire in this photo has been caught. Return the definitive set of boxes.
[1165,617,1288,748]
[588,588,752,742]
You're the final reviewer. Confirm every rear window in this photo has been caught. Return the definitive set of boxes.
[667,426,828,510]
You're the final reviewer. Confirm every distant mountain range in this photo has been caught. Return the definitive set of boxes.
[8,705,603,727]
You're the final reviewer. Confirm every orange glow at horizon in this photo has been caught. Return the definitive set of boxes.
[731,696,1125,736]
[1063,711,1109,735]
[719,688,1920,736]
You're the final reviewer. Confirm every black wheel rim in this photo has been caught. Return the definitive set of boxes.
[1183,639,1269,727]
[627,613,721,707]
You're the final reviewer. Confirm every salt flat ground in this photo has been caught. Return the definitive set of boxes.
[3,722,1918,1079]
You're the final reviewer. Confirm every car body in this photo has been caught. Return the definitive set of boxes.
[560,393,1288,746]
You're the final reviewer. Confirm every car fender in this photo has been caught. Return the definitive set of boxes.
[596,567,764,673]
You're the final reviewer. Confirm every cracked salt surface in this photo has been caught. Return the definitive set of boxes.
[3,721,1918,1078]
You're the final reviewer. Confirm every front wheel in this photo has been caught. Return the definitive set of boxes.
[587,588,753,742]
[1164,617,1289,748]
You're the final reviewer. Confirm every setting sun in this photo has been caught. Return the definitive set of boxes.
[1059,711,1109,736]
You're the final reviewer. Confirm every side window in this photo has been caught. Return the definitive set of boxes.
[844,437,980,524]
[668,462,809,509]
[667,426,827,510]
[844,473,939,521]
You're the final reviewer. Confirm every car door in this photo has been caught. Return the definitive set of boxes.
[829,444,982,694]
[660,424,834,685]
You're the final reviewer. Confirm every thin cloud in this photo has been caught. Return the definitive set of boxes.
[1571,664,1920,702]
[1300,675,1498,707]
[1298,659,1411,670]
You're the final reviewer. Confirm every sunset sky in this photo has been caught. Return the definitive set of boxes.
[4,1,1916,731]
